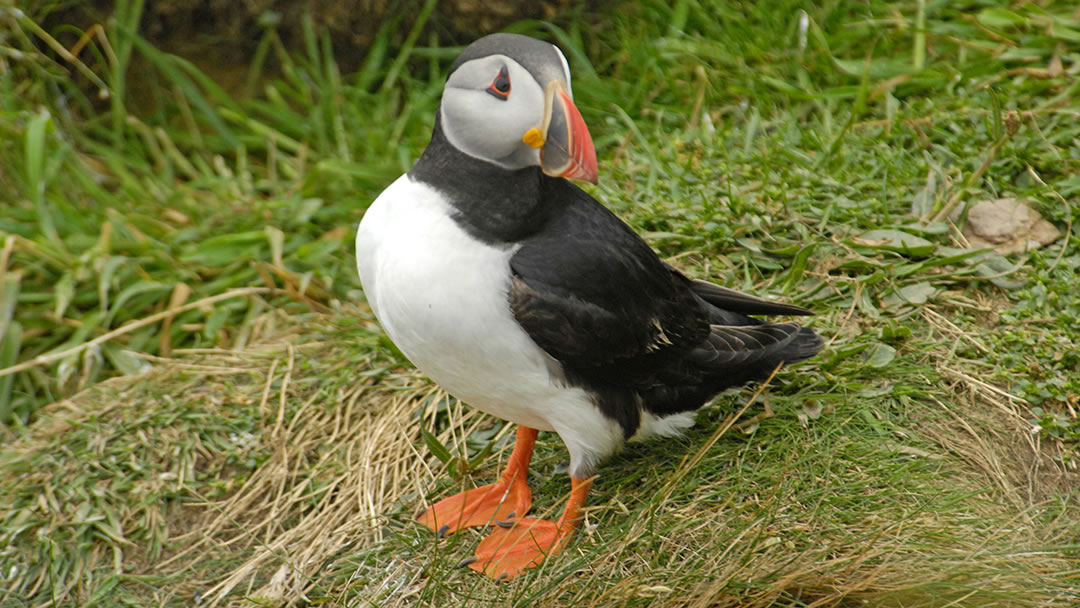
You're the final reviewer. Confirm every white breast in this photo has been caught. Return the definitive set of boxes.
[355,175,624,475]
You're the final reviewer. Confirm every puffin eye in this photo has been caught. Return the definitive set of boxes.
[486,67,511,100]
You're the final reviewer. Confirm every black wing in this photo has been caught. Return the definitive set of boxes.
[509,180,822,431]
[509,184,707,373]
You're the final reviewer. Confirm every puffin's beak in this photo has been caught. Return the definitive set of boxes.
[527,81,598,184]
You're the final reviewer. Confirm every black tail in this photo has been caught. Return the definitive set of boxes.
[694,322,822,384]
[637,273,825,418]
[639,320,822,418]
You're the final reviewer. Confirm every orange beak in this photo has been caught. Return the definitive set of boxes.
[535,81,598,184]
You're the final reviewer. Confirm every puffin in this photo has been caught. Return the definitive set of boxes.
[355,33,823,581]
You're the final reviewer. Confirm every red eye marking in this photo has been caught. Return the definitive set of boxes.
[486,66,511,100]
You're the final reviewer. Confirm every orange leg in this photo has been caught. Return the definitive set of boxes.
[417,427,537,537]
[466,475,594,581]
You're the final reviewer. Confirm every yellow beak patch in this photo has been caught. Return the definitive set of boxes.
[522,127,546,149]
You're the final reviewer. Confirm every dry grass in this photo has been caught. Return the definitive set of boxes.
[920,302,1078,509]
[4,299,1077,607]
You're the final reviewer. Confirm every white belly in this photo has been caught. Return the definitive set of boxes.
[355,176,575,432]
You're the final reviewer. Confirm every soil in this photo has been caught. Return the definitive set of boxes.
[38,0,586,98]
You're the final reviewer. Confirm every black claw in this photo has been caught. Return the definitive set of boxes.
[504,511,516,520]
[496,519,516,529]
[457,556,479,568]
[437,524,450,539]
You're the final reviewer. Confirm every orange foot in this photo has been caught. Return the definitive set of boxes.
[417,427,537,536]
[466,476,593,581]
[466,516,570,580]
[417,475,532,536]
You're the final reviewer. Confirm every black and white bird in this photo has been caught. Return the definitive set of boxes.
[355,33,823,580]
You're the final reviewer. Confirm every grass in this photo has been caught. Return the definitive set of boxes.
[2,0,1080,606]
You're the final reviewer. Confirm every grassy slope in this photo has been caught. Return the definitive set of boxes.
[2,0,1080,606]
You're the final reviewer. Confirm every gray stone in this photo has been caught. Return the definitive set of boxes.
[955,198,1061,255]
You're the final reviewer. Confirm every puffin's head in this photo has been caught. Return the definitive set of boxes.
[439,33,598,184]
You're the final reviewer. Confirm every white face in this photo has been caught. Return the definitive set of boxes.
[440,51,572,171]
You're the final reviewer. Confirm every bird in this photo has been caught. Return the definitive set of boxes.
[354,32,823,581]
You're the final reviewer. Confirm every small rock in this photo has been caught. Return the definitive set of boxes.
[954,198,1061,255]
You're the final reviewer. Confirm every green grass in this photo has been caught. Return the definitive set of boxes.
[2,0,1080,606]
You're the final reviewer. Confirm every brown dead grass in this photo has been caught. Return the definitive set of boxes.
[145,359,449,605]
[5,302,1079,607]
[920,302,1079,510]
[109,315,508,606]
